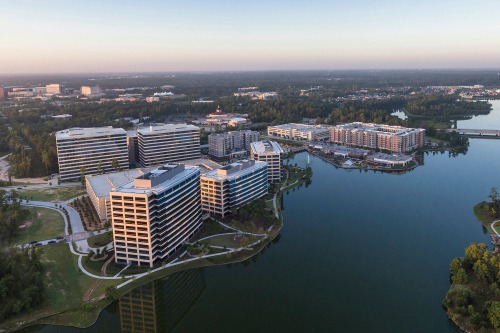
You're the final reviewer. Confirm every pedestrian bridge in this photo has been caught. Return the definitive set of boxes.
[446,128,500,138]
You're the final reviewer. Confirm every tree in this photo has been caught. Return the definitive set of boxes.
[80,166,87,185]
[41,150,50,174]
[105,286,116,299]
[487,301,500,330]
[111,158,120,172]
[490,187,499,203]
[96,160,103,174]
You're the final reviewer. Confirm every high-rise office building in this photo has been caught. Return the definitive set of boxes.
[110,164,202,267]
[250,140,284,182]
[56,127,129,181]
[200,160,267,217]
[137,124,200,167]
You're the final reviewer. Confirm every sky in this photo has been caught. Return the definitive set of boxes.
[1,0,499,73]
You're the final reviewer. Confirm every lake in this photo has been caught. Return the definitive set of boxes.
[25,103,500,333]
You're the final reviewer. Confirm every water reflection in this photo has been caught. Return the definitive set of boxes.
[119,269,205,333]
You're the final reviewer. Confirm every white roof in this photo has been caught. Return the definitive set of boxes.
[137,123,199,135]
[86,168,153,198]
[202,160,267,181]
[56,126,126,140]
[250,140,284,154]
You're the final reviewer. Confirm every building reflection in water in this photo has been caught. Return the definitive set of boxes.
[119,268,205,333]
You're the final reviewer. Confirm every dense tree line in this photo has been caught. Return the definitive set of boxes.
[444,243,500,332]
[0,247,44,322]
[0,190,30,243]
[406,94,491,118]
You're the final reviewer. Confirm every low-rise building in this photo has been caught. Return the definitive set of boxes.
[46,83,65,95]
[268,123,331,141]
[250,140,284,182]
[200,160,267,217]
[81,85,102,96]
[86,168,152,223]
[110,164,202,267]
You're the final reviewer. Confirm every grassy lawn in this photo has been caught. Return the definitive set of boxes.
[202,233,241,247]
[18,186,86,202]
[13,207,65,245]
[40,244,96,311]
[87,232,113,247]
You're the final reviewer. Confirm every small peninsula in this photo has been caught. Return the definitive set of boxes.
[444,188,500,332]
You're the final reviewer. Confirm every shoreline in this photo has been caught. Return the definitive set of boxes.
[308,149,419,172]
[3,168,298,333]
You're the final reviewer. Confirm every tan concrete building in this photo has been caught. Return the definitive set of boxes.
[200,160,267,217]
[110,164,201,267]
[250,140,284,182]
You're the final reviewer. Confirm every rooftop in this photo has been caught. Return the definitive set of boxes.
[113,164,200,195]
[269,123,331,133]
[250,140,284,154]
[86,168,153,197]
[333,122,424,136]
[56,126,126,140]
[137,123,199,135]
[202,160,267,181]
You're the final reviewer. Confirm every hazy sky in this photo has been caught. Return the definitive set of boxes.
[1,0,499,73]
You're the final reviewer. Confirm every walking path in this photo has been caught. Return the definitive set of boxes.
[490,220,500,236]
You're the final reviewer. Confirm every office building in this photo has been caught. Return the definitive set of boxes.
[250,140,284,182]
[45,83,65,95]
[208,130,259,160]
[56,126,129,181]
[81,85,102,96]
[268,123,331,141]
[0,87,5,99]
[110,164,202,267]
[85,168,152,223]
[330,122,425,153]
[200,160,267,217]
[138,124,200,167]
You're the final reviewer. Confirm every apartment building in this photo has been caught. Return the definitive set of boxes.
[200,160,267,217]
[268,123,331,141]
[208,130,259,159]
[137,124,200,167]
[330,122,425,153]
[110,164,202,267]
[250,140,284,182]
[56,126,129,181]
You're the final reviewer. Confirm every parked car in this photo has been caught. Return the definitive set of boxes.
[29,240,38,244]
[34,243,42,246]
[56,236,64,240]
[48,240,56,244]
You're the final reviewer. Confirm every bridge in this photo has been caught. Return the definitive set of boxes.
[446,128,500,139]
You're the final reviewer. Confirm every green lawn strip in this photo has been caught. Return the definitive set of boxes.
[18,187,86,202]
[13,206,65,245]
[202,233,245,248]
[87,232,113,247]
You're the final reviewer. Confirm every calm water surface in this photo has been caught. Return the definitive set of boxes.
[26,105,500,333]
